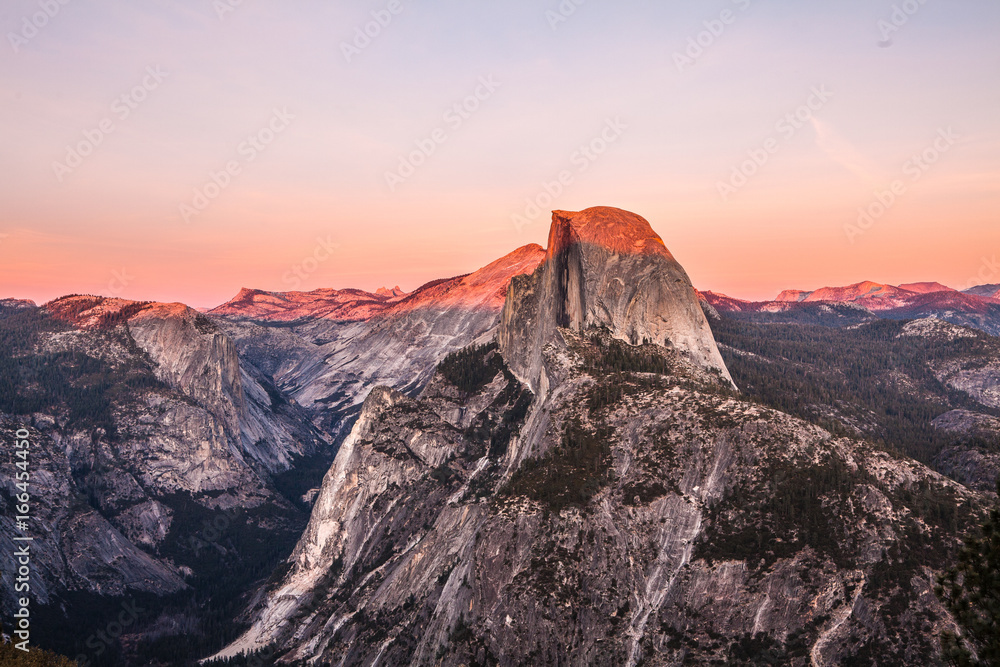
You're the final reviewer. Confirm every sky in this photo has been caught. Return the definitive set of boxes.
[1,0,998,308]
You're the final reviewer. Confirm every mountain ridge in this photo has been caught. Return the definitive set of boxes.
[702,282,1000,336]
[9,276,999,334]
[208,244,545,324]
[217,206,982,666]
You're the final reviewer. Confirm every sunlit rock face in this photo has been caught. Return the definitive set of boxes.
[499,207,734,394]
[211,244,546,438]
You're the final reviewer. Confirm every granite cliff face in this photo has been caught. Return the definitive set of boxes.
[212,244,545,438]
[127,303,246,434]
[0,297,327,659]
[220,208,979,666]
[499,207,733,394]
[0,416,188,607]
[45,297,328,480]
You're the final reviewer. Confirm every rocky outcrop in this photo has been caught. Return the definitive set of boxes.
[213,244,545,438]
[932,409,1000,435]
[930,410,1000,492]
[376,286,407,298]
[127,303,246,443]
[0,298,324,659]
[220,207,976,666]
[498,207,733,394]
[0,418,188,606]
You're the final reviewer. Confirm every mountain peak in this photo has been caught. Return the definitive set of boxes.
[965,283,1000,299]
[232,287,269,305]
[548,207,672,260]
[898,281,955,294]
[375,285,406,297]
[775,281,915,308]
[0,297,37,310]
[499,208,734,393]
[775,289,812,303]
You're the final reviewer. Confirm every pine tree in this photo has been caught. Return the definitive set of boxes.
[936,481,1000,666]
[0,634,76,666]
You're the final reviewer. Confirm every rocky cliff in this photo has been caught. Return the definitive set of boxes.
[212,244,545,439]
[219,208,979,666]
[0,297,328,661]
[498,208,733,395]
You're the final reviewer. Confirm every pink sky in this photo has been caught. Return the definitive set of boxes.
[2,1,998,308]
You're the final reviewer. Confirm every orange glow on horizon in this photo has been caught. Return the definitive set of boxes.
[2,3,998,308]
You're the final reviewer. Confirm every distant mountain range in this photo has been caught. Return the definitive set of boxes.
[699,280,1000,336]
[199,277,1000,344]
[207,244,544,323]
[771,280,1000,306]
[206,277,1000,329]
[14,273,999,338]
